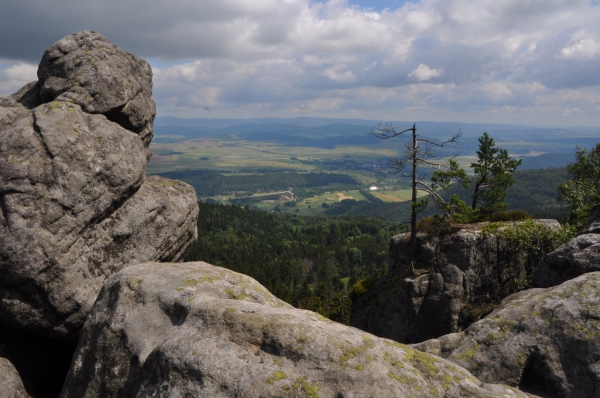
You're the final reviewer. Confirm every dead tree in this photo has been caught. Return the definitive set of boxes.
[370,123,462,265]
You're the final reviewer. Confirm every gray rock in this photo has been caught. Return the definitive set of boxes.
[533,234,600,288]
[10,81,43,111]
[0,82,39,128]
[533,206,600,288]
[37,30,155,146]
[352,222,557,344]
[0,358,30,398]
[60,261,527,398]
[412,272,600,398]
[0,102,198,338]
[532,219,561,231]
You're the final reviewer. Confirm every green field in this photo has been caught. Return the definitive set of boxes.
[370,189,413,202]
[222,187,417,217]
[147,138,396,174]
[147,130,573,223]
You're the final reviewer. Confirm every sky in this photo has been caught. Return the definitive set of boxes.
[1,0,600,127]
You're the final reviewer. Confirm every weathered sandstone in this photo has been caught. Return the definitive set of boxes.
[60,261,526,398]
[0,31,198,339]
[533,204,600,288]
[0,358,30,398]
[37,30,155,146]
[413,272,600,398]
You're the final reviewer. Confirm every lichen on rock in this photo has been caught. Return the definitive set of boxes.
[60,261,527,398]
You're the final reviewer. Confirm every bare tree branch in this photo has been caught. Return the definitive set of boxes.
[369,122,414,139]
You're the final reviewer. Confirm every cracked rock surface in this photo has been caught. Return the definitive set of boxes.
[37,30,156,146]
[61,261,527,398]
[0,31,198,340]
[351,220,559,344]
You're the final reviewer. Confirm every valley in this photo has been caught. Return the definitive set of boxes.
[148,116,587,221]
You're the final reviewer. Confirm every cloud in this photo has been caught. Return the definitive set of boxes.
[4,63,37,81]
[0,62,37,94]
[407,64,444,81]
[0,0,599,126]
[322,64,356,82]
[560,38,600,60]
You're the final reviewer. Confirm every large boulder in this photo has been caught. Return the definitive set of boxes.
[533,204,600,288]
[0,32,198,339]
[37,30,156,146]
[60,261,526,398]
[413,272,600,398]
[351,221,559,344]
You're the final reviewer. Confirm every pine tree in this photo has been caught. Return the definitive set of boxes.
[557,143,600,224]
[471,132,522,212]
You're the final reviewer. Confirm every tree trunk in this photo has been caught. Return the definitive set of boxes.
[410,123,417,266]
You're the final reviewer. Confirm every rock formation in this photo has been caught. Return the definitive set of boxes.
[413,272,600,398]
[0,30,198,340]
[533,204,600,288]
[60,261,527,398]
[351,221,559,344]
[37,30,156,146]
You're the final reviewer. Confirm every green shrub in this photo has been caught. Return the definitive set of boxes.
[488,210,531,222]
[349,277,377,300]
[481,220,577,292]
[416,216,454,235]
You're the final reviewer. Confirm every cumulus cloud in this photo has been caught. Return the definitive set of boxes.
[407,64,444,81]
[322,64,356,82]
[0,62,37,94]
[0,0,599,126]
[4,63,37,81]
[560,39,600,60]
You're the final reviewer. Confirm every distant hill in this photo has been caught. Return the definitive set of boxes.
[153,116,598,157]
[520,153,575,169]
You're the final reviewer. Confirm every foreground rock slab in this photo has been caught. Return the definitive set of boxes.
[413,272,600,398]
[61,262,526,398]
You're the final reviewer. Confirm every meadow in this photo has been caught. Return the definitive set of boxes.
[147,138,398,174]
[147,121,579,221]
